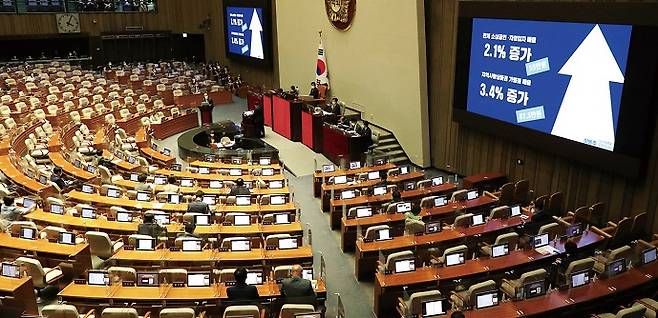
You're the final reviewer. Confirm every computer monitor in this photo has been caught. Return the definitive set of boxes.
[187,272,210,287]
[399,166,410,175]
[262,168,274,176]
[127,156,137,164]
[269,181,284,189]
[151,143,158,151]
[566,223,583,238]
[181,240,202,252]
[230,157,241,164]
[445,252,466,267]
[136,191,150,202]
[523,281,546,299]
[209,180,223,189]
[475,291,499,309]
[375,229,392,241]
[194,214,211,226]
[491,243,509,258]
[129,173,139,182]
[116,211,132,222]
[168,194,181,204]
[1,263,20,278]
[81,184,94,194]
[19,227,36,240]
[153,214,170,225]
[39,175,47,184]
[107,188,121,198]
[302,268,313,280]
[510,205,522,217]
[171,164,182,171]
[608,258,627,277]
[425,221,442,234]
[87,271,109,286]
[270,195,286,205]
[570,269,590,288]
[259,157,271,165]
[230,240,251,251]
[532,233,550,248]
[404,182,415,191]
[372,186,387,196]
[466,190,479,200]
[58,232,75,245]
[180,179,194,187]
[136,238,156,251]
[246,271,264,285]
[367,171,380,180]
[136,272,159,286]
[73,159,82,168]
[274,213,290,224]
[642,248,657,265]
[340,190,356,200]
[202,195,216,205]
[393,258,415,273]
[153,176,167,185]
[278,237,298,250]
[236,195,251,206]
[50,203,64,214]
[162,148,171,156]
[22,198,35,209]
[234,214,251,226]
[333,175,347,184]
[229,169,242,176]
[471,214,485,226]
[349,161,361,170]
[85,165,96,174]
[198,167,210,174]
[294,313,322,318]
[422,299,447,317]
[434,196,448,207]
[431,176,443,186]
[397,202,412,213]
[356,208,372,218]
[322,164,335,173]
[81,208,96,219]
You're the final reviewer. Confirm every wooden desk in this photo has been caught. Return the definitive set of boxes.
[462,172,507,191]
[0,233,91,276]
[135,128,176,166]
[157,169,286,182]
[174,90,233,108]
[111,246,313,269]
[151,111,199,140]
[340,195,496,252]
[321,124,371,164]
[113,179,291,196]
[355,210,525,280]
[25,209,303,237]
[0,276,38,315]
[102,150,141,172]
[372,231,606,316]
[320,171,425,212]
[329,183,458,230]
[47,133,98,182]
[0,154,53,198]
[313,162,396,197]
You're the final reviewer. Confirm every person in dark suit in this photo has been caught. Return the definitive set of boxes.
[138,214,167,238]
[187,190,210,214]
[229,178,251,196]
[253,103,265,138]
[176,222,199,239]
[327,97,341,116]
[281,264,316,304]
[309,82,319,99]
[202,92,214,106]
[227,267,260,302]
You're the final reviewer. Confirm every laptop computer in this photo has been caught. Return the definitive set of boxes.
[322,164,335,173]
[209,180,223,189]
[107,188,121,198]
[246,271,264,285]
[333,175,347,184]
[607,258,627,277]
[510,205,522,217]
[367,171,380,180]
[153,214,170,226]
[262,168,274,176]
[471,214,485,226]
[270,195,286,205]
[399,166,410,175]
[259,157,271,165]
[129,173,139,182]
[340,190,356,200]
[349,161,361,170]
[81,208,96,219]
[397,202,412,213]
[372,186,387,196]
[375,228,393,241]
[425,221,442,234]
[431,176,443,186]
[180,179,194,187]
[168,194,181,204]
[85,165,96,174]
[202,195,216,205]
[19,227,36,240]
[22,197,36,209]
[153,176,167,185]
[198,167,210,174]
[269,180,284,189]
[81,184,94,194]
[229,169,242,176]
[524,281,546,299]
[466,190,479,200]
[162,148,171,156]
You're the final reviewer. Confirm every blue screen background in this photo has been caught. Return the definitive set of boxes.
[226,6,264,59]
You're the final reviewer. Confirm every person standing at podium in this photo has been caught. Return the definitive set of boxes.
[309,82,320,99]
[199,92,214,125]
[202,92,214,107]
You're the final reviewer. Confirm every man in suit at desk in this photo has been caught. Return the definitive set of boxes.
[138,214,167,239]
[188,190,210,214]
[327,98,341,116]
[176,223,199,239]
[281,264,316,304]
[309,82,319,100]
[0,196,32,231]
[202,92,214,107]
[50,167,73,190]
[229,178,251,196]
[227,267,260,302]
[134,174,153,193]
[253,103,265,138]
[357,121,373,147]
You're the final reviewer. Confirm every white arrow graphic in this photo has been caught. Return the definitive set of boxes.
[551,24,625,151]
[249,9,264,59]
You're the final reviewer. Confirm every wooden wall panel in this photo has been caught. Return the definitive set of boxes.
[0,0,278,88]
[426,0,658,233]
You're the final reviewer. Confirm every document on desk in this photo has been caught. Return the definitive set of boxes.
[535,245,559,255]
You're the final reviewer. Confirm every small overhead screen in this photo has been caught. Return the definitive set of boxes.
[223,0,272,66]
[453,3,658,178]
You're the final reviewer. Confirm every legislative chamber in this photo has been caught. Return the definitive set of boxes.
[0,1,657,318]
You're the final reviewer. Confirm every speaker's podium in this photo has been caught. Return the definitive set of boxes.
[199,101,214,125]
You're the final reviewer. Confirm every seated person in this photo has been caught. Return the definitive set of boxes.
[50,167,73,189]
[338,116,354,130]
[552,238,582,285]
[227,267,260,302]
[176,222,199,239]
[0,196,32,231]
[309,82,319,99]
[187,190,210,213]
[137,214,167,239]
[162,175,180,193]
[229,178,251,196]
[281,264,316,304]
[134,174,153,193]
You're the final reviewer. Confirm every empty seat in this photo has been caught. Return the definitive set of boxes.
[501,268,547,299]
[450,279,496,310]
[15,257,63,289]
